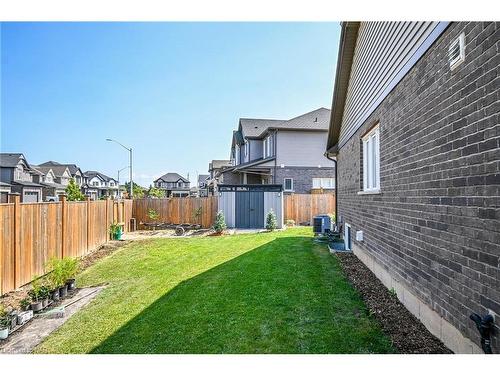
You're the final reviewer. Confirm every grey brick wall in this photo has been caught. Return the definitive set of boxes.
[274,167,335,194]
[337,22,500,352]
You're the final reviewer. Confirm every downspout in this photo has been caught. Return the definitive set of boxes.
[273,129,278,184]
[325,153,338,230]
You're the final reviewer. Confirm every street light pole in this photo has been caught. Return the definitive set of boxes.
[106,138,133,198]
[117,166,128,198]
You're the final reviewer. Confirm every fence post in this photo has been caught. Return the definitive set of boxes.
[86,197,91,252]
[105,197,111,241]
[9,193,21,288]
[59,194,67,259]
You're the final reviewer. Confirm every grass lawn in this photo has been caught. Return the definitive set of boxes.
[35,227,394,353]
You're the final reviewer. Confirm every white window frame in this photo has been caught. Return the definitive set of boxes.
[283,178,293,191]
[312,177,335,189]
[361,124,380,193]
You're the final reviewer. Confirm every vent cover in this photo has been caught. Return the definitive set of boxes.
[449,33,465,70]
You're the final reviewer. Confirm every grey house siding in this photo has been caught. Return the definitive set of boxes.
[274,167,335,194]
[276,131,336,167]
[337,22,499,353]
[339,21,448,148]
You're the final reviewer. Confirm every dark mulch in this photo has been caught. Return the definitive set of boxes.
[336,252,453,354]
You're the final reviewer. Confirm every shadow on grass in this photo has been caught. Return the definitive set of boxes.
[89,236,393,354]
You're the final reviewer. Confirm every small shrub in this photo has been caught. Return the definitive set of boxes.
[213,211,227,234]
[285,219,295,226]
[45,258,66,289]
[19,298,31,311]
[147,209,160,222]
[28,276,43,302]
[61,257,80,280]
[0,304,8,329]
[266,209,278,231]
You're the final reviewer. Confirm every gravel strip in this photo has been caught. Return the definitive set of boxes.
[336,252,453,354]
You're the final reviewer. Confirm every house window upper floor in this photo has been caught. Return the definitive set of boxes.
[263,133,274,158]
[361,124,380,193]
[312,178,335,189]
[15,165,32,182]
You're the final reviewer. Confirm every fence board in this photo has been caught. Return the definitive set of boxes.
[283,193,335,225]
[132,197,218,229]
[0,198,132,295]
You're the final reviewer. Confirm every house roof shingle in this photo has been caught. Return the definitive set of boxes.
[39,161,83,176]
[238,108,331,139]
[0,153,28,168]
[155,173,189,183]
[84,171,117,182]
[198,174,210,184]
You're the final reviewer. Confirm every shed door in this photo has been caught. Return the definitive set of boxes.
[235,191,264,228]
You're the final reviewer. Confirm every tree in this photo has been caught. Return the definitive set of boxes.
[124,182,145,199]
[213,210,227,234]
[148,186,165,199]
[65,178,85,201]
[265,209,278,231]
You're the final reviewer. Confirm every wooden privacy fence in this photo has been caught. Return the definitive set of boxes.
[133,194,335,229]
[284,193,336,225]
[0,196,132,295]
[133,196,218,229]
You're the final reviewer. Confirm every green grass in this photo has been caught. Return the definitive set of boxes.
[35,227,394,353]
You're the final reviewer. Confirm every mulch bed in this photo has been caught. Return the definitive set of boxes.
[336,252,453,354]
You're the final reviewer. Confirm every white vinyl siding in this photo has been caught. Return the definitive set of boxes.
[362,125,380,192]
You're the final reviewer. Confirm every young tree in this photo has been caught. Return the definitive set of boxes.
[124,182,145,198]
[65,178,85,201]
[213,210,227,234]
[148,186,165,199]
[265,209,278,231]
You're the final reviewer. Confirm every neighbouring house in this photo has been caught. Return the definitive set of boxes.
[38,161,87,189]
[153,173,190,197]
[84,171,119,200]
[0,153,43,202]
[326,22,499,354]
[221,108,336,194]
[0,182,11,203]
[197,174,210,197]
[32,164,72,201]
[207,159,233,195]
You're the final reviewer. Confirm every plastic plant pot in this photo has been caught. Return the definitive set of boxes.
[42,299,49,308]
[30,301,43,313]
[66,279,76,291]
[59,284,68,299]
[51,289,60,301]
[114,227,123,240]
[0,327,8,340]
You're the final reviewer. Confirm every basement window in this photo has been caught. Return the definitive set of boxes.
[284,178,293,191]
[361,124,380,193]
[449,33,465,70]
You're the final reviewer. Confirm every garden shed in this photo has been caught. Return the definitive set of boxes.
[218,184,283,229]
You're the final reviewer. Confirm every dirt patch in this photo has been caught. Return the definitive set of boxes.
[336,252,453,354]
[1,240,130,311]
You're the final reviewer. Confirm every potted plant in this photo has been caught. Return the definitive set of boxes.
[19,298,31,312]
[0,304,9,340]
[39,284,51,308]
[109,222,123,240]
[62,257,80,291]
[46,258,66,299]
[28,277,44,312]
[8,309,18,332]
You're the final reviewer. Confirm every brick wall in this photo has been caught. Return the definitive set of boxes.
[337,22,499,352]
[274,167,335,194]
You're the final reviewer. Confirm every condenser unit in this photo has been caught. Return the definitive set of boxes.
[313,214,332,235]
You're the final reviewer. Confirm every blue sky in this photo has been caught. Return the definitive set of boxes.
[1,22,340,187]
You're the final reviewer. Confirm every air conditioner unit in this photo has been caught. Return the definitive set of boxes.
[313,214,332,235]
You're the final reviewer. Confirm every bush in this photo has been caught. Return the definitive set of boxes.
[213,211,227,234]
[65,178,85,201]
[45,258,66,289]
[266,209,278,231]
[28,276,43,302]
[61,257,80,280]
[285,219,295,226]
